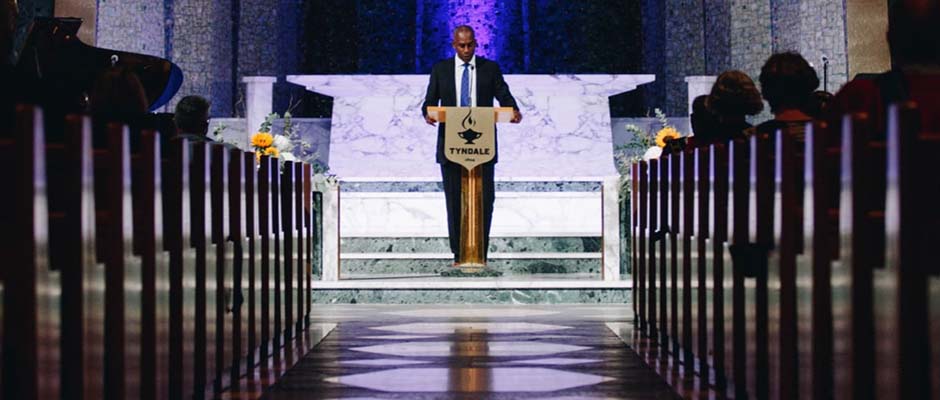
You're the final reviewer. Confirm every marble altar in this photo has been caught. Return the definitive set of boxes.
[286,74,655,181]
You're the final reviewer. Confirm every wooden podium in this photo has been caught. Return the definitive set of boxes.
[427,106,514,272]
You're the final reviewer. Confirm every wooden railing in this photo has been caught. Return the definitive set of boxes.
[630,102,940,399]
[1,105,317,399]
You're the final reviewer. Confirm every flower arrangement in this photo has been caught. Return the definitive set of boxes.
[614,108,686,173]
[614,108,686,200]
[249,108,338,191]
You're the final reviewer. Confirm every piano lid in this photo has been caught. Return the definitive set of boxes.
[16,17,182,112]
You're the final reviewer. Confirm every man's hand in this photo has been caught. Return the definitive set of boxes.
[425,114,437,126]
[510,109,523,124]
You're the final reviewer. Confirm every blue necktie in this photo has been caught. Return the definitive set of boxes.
[460,63,471,107]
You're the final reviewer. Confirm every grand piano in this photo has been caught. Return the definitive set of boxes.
[15,17,183,113]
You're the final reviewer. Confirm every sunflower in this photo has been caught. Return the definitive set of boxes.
[655,127,681,148]
[251,132,274,148]
[264,146,280,158]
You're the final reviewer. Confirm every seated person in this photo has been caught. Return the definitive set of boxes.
[173,95,214,142]
[87,65,150,121]
[662,95,713,155]
[754,52,819,136]
[706,70,764,144]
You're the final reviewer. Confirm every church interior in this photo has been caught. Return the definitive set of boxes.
[2,0,939,398]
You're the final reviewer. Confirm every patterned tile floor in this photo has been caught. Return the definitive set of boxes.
[257,305,680,399]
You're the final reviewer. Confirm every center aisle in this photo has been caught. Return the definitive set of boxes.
[254,305,679,399]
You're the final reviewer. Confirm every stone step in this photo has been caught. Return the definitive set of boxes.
[311,276,632,304]
[340,236,601,253]
[338,254,602,277]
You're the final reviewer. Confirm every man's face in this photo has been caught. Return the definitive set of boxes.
[452,31,476,63]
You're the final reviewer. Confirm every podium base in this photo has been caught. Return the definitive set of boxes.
[456,263,486,274]
[441,266,504,278]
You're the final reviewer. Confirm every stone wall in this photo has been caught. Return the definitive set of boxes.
[96,0,164,57]
[649,0,848,116]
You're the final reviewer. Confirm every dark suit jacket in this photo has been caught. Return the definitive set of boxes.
[421,56,519,164]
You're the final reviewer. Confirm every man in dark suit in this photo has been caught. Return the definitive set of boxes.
[422,25,522,265]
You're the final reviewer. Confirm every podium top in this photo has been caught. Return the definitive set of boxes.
[426,107,514,123]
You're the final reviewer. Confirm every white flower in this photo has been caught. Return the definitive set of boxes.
[642,146,662,161]
[272,134,292,150]
[281,152,296,162]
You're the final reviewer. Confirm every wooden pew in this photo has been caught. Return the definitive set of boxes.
[92,120,144,400]
[281,162,296,341]
[658,154,670,346]
[42,114,104,400]
[680,148,694,371]
[209,144,233,394]
[131,129,171,400]
[257,155,276,358]
[693,146,709,382]
[631,163,639,325]
[303,163,313,328]
[831,113,876,400]
[711,142,731,393]
[728,136,752,399]
[648,158,659,340]
[669,152,681,358]
[243,151,261,373]
[189,141,212,398]
[270,158,284,350]
[293,162,306,335]
[875,103,940,398]
[2,105,62,400]
[876,102,937,399]
[227,147,247,387]
[637,161,648,334]
[165,137,197,399]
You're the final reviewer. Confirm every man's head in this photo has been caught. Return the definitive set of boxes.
[1,0,17,64]
[759,52,819,114]
[887,0,940,67]
[452,25,477,63]
[174,95,211,136]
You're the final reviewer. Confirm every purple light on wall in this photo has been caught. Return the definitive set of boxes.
[447,0,498,59]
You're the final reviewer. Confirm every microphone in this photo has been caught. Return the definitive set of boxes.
[821,55,829,92]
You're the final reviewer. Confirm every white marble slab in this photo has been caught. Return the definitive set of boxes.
[601,176,621,281]
[322,185,341,281]
[286,74,654,180]
[338,192,602,238]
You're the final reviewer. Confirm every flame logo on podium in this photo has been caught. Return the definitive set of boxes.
[458,109,483,144]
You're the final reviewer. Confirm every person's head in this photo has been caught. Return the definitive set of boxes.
[88,66,149,117]
[690,95,719,138]
[0,0,16,64]
[452,25,477,63]
[887,0,940,67]
[708,70,764,120]
[174,95,211,136]
[759,52,819,114]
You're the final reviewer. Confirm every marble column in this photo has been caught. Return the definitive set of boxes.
[321,185,341,281]
[684,75,717,116]
[602,176,621,281]
[243,76,276,139]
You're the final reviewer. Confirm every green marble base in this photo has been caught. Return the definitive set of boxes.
[339,258,601,277]
[311,288,632,304]
[439,268,504,278]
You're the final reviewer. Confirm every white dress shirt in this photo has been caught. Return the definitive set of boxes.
[454,54,477,107]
